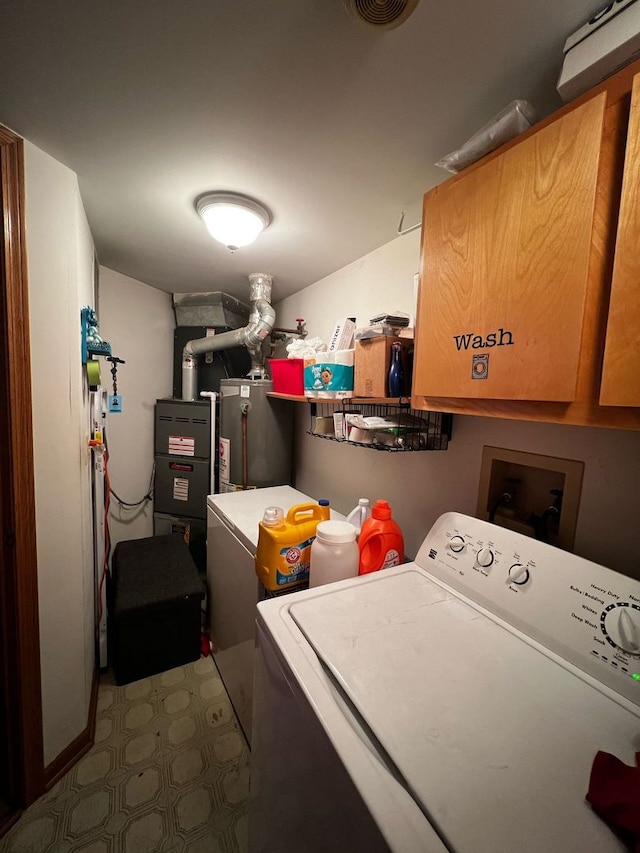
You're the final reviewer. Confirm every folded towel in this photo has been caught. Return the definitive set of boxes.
[586,750,640,852]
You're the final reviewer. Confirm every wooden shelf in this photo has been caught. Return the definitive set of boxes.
[350,397,412,405]
[266,392,308,402]
[267,393,412,405]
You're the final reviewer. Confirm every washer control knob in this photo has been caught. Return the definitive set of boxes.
[508,563,530,585]
[476,547,495,569]
[602,604,640,655]
[449,535,466,553]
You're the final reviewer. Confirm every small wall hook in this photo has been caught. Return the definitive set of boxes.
[397,211,422,236]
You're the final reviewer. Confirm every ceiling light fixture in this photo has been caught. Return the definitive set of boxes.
[196,192,272,251]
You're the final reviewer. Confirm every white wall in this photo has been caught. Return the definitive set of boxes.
[284,230,422,340]
[24,140,96,765]
[98,268,174,551]
[277,232,640,579]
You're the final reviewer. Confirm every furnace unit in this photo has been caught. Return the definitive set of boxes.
[153,398,211,575]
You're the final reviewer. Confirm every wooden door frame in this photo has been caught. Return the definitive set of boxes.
[0,124,45,826]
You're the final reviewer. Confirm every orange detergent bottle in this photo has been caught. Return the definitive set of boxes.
[358,499,404,574]
[255,502,329,592]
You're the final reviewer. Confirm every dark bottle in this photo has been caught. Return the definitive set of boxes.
[387,341,404,397]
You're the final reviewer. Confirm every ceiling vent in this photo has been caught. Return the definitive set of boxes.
[344,0,420,30]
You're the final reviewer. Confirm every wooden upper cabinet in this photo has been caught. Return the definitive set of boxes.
[414,93,606,402]
[600,73,640,407]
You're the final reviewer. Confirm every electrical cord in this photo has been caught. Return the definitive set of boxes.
[94,437,155,640]
[95,445,111,639]
[109,462,155,507]
[110,490,153,507]
[103,431,155,507]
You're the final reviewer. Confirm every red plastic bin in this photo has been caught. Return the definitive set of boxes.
[268,358,305,395]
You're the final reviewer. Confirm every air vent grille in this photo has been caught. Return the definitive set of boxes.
[344,0,420,29]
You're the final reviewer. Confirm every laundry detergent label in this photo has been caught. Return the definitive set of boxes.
[276,537,314,586]
[382,549,401,569]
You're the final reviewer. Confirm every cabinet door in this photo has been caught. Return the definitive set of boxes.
[600,74,640,406]
[414,94,606,402]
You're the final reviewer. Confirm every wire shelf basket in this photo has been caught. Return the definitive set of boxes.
[307,401,452,452]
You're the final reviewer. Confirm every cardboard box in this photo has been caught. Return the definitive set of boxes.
[354,337,413,398]
[328,318,356,351]
[557,0,640,102]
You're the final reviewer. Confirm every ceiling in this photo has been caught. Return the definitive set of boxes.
[0,0,603,303]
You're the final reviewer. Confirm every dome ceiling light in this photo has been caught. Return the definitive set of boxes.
[196,192,272,251]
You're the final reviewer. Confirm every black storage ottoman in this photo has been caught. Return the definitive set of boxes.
[110,534,205,685]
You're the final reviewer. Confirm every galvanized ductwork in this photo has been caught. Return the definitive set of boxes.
[181,273,275,400]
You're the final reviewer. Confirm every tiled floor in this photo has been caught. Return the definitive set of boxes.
[0,655,250,853]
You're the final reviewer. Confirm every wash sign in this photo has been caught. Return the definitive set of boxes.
[453,327,515,350]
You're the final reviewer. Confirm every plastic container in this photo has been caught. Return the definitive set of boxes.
[435,100,536,174]
[346,498,371,536]
[358,499,405,575]
[268,358,304,395]
[255,502,329,591]
[309,521,359,588]
[318,499,331,520]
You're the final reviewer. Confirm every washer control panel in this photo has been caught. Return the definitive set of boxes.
[415,512,640,709]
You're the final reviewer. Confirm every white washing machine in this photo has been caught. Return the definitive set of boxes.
[206,485,342,743]
[249,511,640,852]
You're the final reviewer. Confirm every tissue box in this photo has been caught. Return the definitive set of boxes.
[268,358,304,395]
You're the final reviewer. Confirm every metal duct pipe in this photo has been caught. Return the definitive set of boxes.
[245,273,273,378]
[181,282,276,400]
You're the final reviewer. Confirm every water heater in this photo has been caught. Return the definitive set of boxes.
[218,379,293,492]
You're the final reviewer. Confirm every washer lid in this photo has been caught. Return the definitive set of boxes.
[288,567,637,853]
